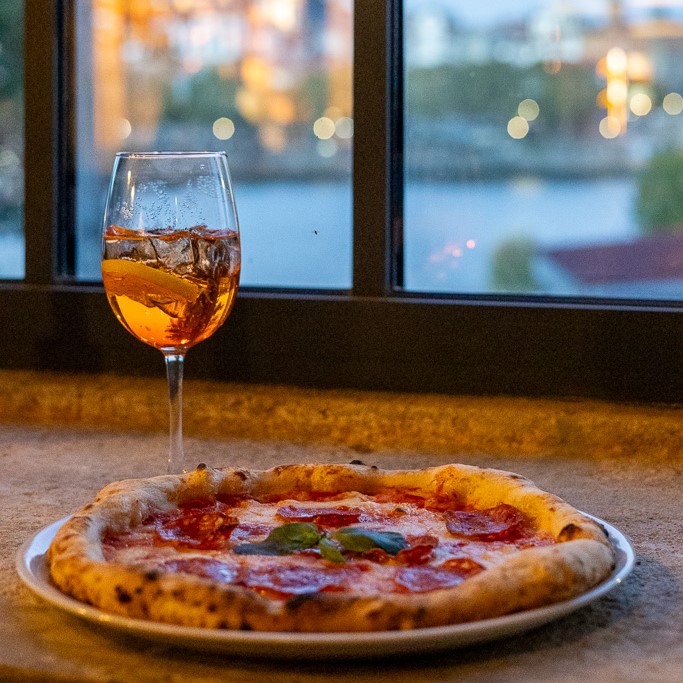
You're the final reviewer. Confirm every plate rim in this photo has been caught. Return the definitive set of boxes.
[15,513,636,658]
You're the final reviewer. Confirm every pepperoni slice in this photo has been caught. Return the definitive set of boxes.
[102,528,154,552]
[158,557,239,583]
[155,509,239,550]
[238,564,355,599]
[394,556,484,592]
[395,535,439,566]
[394,566,466,593]
[276,505,362,528]
[229,522,273,544]
[445,503,528,541]
[439,556,485,577]
[372,491,427,507]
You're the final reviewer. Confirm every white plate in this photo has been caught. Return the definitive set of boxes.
[16,515,635,660]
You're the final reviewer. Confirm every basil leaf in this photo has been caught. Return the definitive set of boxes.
[232,542,287,556]
[318,536,345,564]
[332,527,408,555]
[233,522,320,556]
[265,522,321,548]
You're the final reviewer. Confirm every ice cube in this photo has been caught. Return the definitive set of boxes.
[104,234,157,264]
[192,237,231,278]
[151,235,194,273]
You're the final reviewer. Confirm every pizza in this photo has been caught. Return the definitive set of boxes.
[47,462,615,632]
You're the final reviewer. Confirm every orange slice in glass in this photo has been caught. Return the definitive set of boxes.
[102,259,200,305]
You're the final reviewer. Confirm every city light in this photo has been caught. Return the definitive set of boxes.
[663,92,683,116]
[313,117,336,140]
[119,118,132,140]
[599,116,621,139]
[601,46,630,134]
[507,116,529,139]
[335,116,354,139]
[606,79,628,106]
[262,0,298,32]
[518,99,539,121]
[606,47,628,74]
[212,117,235,140]
[629,93,652,117]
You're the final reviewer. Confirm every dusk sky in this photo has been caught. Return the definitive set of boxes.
[403,0,683,28]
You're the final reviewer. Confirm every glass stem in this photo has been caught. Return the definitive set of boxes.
[164,352,185,475]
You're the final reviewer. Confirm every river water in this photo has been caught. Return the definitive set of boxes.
[1,176,646,296]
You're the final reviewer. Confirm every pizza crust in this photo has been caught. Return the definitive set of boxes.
[47,462,616,632]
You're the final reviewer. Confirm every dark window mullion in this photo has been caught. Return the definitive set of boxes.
[23,0,57,284]
[352,0,401,296]
[24,0,72,285]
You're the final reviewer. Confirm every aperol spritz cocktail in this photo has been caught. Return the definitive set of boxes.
[101,152,241,474]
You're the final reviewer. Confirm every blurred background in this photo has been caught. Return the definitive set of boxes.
[2,0,683,299]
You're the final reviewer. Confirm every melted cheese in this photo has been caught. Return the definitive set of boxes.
[103,493,553,598]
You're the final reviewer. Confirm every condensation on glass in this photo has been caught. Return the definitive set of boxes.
[403,0,683,300]
[75,0,353,289]
[0,2,24,280]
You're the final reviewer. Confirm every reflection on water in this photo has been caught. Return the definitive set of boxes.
[404,177,638,296]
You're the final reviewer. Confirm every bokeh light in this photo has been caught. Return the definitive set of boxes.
[507,116,529,139]
[119,118,132,140]
[599,116,621,139]
[663,92,683,115]
[606,47,628,75]
[629,93,652,117]
[212,117,235,140]
[313,117,336,140]
[518,99,539,121]
[335,117,354,139]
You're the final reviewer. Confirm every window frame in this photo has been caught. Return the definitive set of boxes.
[1,0,680,404]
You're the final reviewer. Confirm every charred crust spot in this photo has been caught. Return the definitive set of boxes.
[207,603,217,613]
[366,608,383,623]
[414,606,428,627]
[144,570,159,581]
[240,619,253,631]
[286,593,318,611]
[349,459,366,466]
[134,586,143,595]
[171,589,185,599]
[217,620,228,629]
[115,586,132,604]
[234,470,247,481]
[559,523,582,541]
[196,463,207,470]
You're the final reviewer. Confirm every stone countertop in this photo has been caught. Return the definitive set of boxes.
[1,370,681,682]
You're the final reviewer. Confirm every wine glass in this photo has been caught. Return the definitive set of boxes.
[101,152,241,474]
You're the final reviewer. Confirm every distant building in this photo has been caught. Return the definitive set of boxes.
[539,232,683,297]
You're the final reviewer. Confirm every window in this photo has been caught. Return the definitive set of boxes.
[74,0,353,289]
[0,1,23,279]
[1,0,680,404]
[404,0,683,301]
